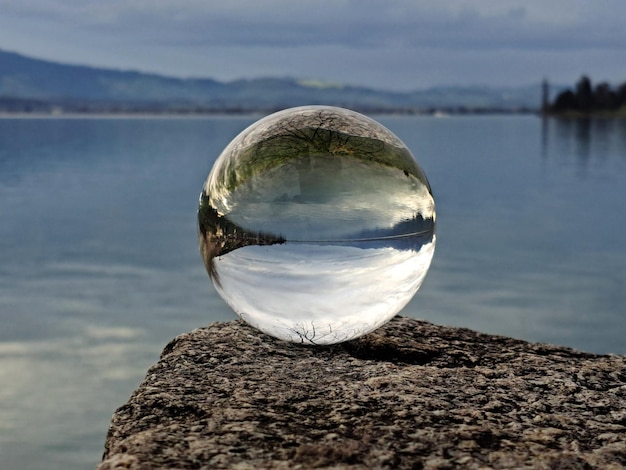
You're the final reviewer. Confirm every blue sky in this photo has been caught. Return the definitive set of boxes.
[0,0,624,90]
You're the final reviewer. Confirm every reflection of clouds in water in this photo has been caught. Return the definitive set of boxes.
[0,258,227,468]
[0,325,150,464]
[546,117,626,170]
[212,239,435,344]
[223,158,435,240]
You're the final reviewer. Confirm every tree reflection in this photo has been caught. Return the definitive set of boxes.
[198,197,285,284]
[542,116,624,170]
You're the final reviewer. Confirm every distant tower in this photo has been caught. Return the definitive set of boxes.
[541,78,550,114]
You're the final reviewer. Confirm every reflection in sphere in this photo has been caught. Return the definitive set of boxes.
[199,106,435,344]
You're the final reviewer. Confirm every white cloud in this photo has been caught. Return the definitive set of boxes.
[213,240,436,344]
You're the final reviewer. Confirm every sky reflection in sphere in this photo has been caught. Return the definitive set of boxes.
[198,106,435,344]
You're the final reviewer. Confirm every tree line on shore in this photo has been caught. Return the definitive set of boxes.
[549,76,626,115]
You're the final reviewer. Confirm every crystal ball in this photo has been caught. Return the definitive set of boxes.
[199,106,436,344]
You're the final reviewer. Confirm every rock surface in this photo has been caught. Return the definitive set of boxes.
[98,317,626,469]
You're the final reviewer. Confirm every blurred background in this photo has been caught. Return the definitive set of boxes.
[0,1,625,469]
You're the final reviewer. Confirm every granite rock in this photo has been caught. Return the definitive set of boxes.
[98,316,626,469]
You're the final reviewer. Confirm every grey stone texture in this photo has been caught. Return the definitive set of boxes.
[98,316,626,469]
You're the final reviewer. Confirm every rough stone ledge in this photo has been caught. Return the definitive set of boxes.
[98,316,626,469]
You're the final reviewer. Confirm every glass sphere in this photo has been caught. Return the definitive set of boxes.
[199,106,435,345]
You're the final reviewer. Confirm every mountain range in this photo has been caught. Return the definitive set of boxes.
[0,49,552,113]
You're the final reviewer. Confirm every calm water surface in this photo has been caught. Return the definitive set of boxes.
[1,115,625,469]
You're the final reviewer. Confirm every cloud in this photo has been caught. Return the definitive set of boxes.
[4,0,625,50]
[0,0,624,89]
[212,241,435,344]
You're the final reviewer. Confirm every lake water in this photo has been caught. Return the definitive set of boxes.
[1,114,625,469]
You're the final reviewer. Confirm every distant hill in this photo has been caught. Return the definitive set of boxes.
[0,49,550,113]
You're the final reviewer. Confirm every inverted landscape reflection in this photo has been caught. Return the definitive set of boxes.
[199,106,436,343]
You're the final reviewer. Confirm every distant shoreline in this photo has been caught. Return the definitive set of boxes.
[543,76,626,118]
[0,107,541,119]
[4,109,626,120]
[542,110,626,119]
